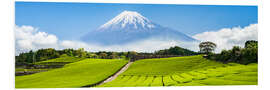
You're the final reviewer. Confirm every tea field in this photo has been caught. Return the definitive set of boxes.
[15,55,257,88]
[34,56,85,65]
[15,59,128,88]
[98,55,257,87]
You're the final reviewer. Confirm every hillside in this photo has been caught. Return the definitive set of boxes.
[122,55,224,75]
[15,55,257,88]
[34,56,84,65]
[15,59,128,88]
[98,55,257,87]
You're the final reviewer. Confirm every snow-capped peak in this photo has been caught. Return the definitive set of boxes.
[99,11,155,30]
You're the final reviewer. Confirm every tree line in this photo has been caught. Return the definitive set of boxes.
[16,40,257,65]
[199,40,258,64]
[15,46,197,64]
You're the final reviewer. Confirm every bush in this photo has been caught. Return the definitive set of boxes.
[207,40,257,64]
[60,54,69,57]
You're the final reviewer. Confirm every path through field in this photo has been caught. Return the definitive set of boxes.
[98,61,133,86]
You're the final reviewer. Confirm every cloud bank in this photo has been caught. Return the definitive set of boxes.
[193,24,258,52]
[15,24,257,55]
[60,39,199,53]
[15,25,191,54]
[15,25,58,54]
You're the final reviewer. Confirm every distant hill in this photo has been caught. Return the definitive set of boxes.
[155,46,197,56]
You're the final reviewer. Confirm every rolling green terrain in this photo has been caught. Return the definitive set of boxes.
[98,55,257,87]
[15,68,49,72]
[15,56,85,76]
[15,59,128,88]
[121,55,225,75]
[15,55,257,88]
[34,56,85,65]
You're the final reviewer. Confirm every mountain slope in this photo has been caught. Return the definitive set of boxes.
[81,11,196,45]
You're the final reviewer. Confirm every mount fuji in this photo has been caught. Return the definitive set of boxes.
[81,11,197,45]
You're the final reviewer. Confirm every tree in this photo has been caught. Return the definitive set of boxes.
[36,48,60,62]
[231,46,242,62]
[109,52,119,59]
[245,40,258,48]
[99,53,108,59]
[240,40,258,64]
[85,53,91,58]
[232,46,241,56]
[73,48,86,58]
[127,51,138,59]
[199,41,217,54]
[205,40,258,64]
[214,49,231,62]
[26,50,34,63]
[90,54,99,58]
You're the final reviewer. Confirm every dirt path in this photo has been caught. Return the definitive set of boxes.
[98,62,133,85]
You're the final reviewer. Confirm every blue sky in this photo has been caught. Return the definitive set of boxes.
[15,2,257,40]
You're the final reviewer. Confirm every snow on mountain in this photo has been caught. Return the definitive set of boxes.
[98,11,156,31]
[80,11,197,45]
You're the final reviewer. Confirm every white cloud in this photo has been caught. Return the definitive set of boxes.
[192,24,258,52]
[15,25,59,54]
[15,26,185,54]
[15,25,198,54]
[32,32,58,46]
[15,24,257,55]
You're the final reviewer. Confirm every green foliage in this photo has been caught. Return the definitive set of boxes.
[155,46,197,55]
[210,40,258,64]
[16,48,90,65]
[15,50,34,63]
[36,48,60,61]
[126,51,138,59]
[15,59,128,88]
[74,48,86,58]
[108,52,119,59]
[16,46,197,65]
[99,53,108,59]
[245,40,258,48]
[34,56,84,65]
[60,54,68,57]
[240,43,258,64]
[16,48,60,64]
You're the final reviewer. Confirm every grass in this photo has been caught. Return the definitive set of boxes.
[16,55,257,87]
[34,56,85,65]
[174,63,258,86]
[15,59,128,88]
[163,75,178,86]
[121,55,225,75]
[16,57,85,75]
[97,55,257,87]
